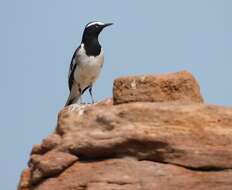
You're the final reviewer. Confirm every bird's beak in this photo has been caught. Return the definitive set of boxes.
[103,23,113,28]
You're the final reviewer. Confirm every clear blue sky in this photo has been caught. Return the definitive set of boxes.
[0,1,231,189]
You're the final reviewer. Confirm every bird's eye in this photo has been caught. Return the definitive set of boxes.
[95,25,99,28]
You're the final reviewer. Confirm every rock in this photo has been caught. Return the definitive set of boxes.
[31,134,61,155]
[29,158,232,190]
[29,151,78,184]
[113,70,203,105]
[17,169,31,190]
[18,71,232,190]
[57,102,232,169]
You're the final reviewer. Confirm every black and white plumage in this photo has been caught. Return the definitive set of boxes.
[65,21,113,106]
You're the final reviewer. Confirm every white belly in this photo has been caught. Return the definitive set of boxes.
[74,48,104,90]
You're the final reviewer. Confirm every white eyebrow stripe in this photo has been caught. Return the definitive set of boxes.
[86,21,104,27]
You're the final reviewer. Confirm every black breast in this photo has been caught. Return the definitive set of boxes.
[84,38,102,57]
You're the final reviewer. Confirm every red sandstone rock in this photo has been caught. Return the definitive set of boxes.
[18,169,30,190]
[57,102,232,170]
[113,70,203,105]
[31,134,61,155]
[30,151,78,184]
[18,72,232,190]
[31,158,232,190]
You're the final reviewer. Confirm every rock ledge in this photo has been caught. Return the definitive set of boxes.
[18,71,232,190]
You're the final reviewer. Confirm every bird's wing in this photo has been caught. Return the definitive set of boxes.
[68,46,80,91]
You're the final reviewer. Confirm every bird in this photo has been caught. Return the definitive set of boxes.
[65,21,113,106]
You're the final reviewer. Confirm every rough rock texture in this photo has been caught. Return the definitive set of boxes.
[18,71,232,190]
[113,70,204,105]
[26,158,232,190]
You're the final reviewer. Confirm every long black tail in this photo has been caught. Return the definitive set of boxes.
[64,90,81,107]
[65,97,75,107]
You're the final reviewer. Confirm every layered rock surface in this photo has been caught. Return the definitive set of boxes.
[113,71,203,104]
[18,71,232,190]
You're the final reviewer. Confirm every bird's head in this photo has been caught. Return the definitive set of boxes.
[82,21,113,42]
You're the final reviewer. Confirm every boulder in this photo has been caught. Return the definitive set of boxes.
[113,70,203,105]
[18,71,232,190]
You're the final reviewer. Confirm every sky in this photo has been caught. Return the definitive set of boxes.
[0,0,231,189]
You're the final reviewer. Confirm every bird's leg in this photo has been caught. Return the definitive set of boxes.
[89,86,95,104]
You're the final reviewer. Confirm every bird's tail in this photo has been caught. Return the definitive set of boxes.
[65,90,81,107]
